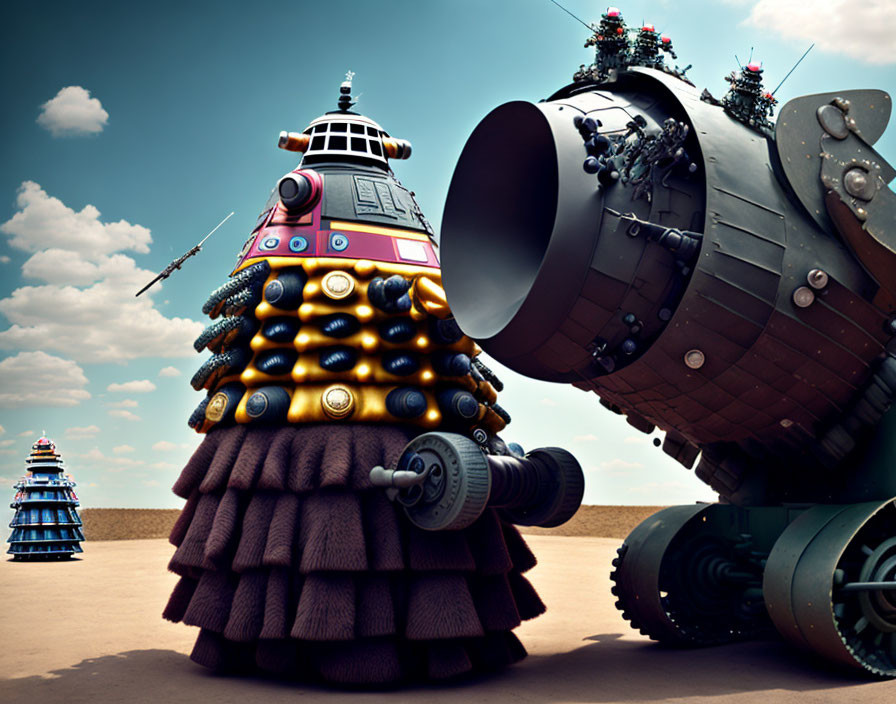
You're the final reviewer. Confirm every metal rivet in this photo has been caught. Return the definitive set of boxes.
[321,384,355,419]
[780,418,794,428]
[793,286,815,308]
[684,349,705,369]
[843,168,870,199]
[321,271,355,299]
[807,269,829,289]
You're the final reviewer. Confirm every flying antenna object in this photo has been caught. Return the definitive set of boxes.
[772,43,815,95]
[548,0,594,31]
[135,211,234,297]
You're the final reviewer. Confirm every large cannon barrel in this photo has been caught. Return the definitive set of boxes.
[440,76,706,384]
[369,432,584,531]
[441,68,896,502]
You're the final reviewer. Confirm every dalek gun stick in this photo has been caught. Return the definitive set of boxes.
[369,431,584,531]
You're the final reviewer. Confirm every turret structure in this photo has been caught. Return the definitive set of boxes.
[439,5,896,678]
[721,62,777,129]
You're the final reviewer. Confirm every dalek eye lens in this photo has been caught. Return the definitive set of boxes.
[289,236,308,253]
[260,237,280,250]
[279,178,299,200]
[278,172,315,211]
[330,232,349,251]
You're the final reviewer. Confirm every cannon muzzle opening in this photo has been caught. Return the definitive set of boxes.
[441,89,704,383]
[369,432,584,531]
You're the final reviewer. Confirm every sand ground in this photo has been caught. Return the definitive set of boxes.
[77,506,670,541]
[1,536,894,704]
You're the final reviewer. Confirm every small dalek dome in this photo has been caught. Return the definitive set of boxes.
[32,436,55,451]
[278,72,412,168]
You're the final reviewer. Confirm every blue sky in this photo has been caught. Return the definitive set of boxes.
[1,0,894,508]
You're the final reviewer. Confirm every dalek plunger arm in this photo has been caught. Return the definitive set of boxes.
[369,432,584,531]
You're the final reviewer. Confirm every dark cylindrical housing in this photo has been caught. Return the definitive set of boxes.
[379,432,584,531]
[440,68,893,500]
[441,82,703,383]
[486,447,585,527]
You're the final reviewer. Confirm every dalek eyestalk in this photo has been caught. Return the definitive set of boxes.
[369,431,584,531]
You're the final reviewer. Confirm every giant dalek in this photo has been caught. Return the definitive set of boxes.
[433,10,896,678]
[162,75,584,685]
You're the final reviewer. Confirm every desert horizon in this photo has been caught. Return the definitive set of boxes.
[72,505,671,542]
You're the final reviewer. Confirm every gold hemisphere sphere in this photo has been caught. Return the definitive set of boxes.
[321,271,356,300]
[321,384,355,419]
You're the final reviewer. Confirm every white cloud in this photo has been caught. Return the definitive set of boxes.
[151,440,187,452]
[158,366,181,377]
[742,0,896,65]
[112,444,135,455]
[0,256,8,264]
[65,425,101,439]
[109,456,143,467]
[37,86,109,137]
[106,399,138,408]
[573,433,598,443]
[150,461,179,471]
[0,183,202,363]
[0,351,90,408]
[538,397,559,407]
[0,439,13,448]
[17,430,34,437]
[108,409,141,422]
[0,425,4,435]
[107,380,156,393]
[142,479,161,487]
[2,182,149,257]
[79,448,106,461]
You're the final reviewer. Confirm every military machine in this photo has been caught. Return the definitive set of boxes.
[431,7,896,678]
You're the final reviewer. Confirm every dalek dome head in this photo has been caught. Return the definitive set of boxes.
[278,73,412,168]
[33,436,54,451]
[301,112,392,167]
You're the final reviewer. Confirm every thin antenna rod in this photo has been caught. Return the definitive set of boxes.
[196,211,234,248]
[748,46,753,63]
[548,0,594,31]
[735,54,742,69]
[772,43,815,96]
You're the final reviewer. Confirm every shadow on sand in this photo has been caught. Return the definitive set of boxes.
[1,635,889,704]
